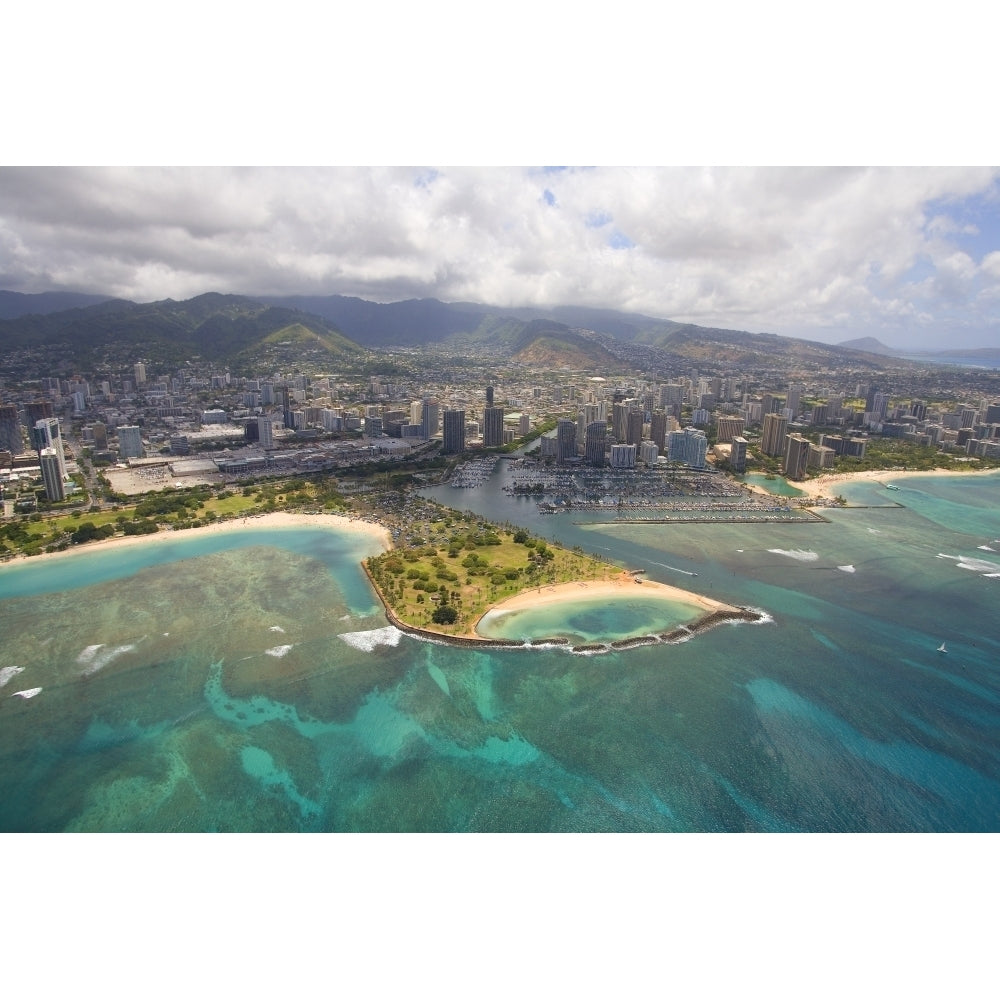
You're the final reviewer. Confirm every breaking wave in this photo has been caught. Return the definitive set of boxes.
[76,642,139,676]
[265,645,294,658]
[0,665,25,689]
[767,549,819,562]
[937,553,1000,578]
[339,626,403,652]
[837,565,856,573]
[268,625,286,633]
[10,687,42,699]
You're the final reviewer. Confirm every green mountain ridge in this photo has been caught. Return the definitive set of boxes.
[0,293,362,370]
[255,294,910,372]
[509,320,626,371]
[0,290,935,376]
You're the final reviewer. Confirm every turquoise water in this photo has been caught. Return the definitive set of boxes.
[477,593,699,642]
[2,472,999,831]
[741,474,805,497]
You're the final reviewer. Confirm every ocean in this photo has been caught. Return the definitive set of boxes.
[2,470,999,832]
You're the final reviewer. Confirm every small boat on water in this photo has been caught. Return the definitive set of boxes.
[885,484,900,491]
[937,642,947,653]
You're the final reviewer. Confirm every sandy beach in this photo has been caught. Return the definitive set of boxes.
[792,466,1000,501]
[1,511,393,568]
[471,571,740,638]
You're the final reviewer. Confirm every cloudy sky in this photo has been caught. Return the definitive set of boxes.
[2,165,998,350]
[5,6,998,352]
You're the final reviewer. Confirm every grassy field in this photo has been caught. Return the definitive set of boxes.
[365,524,621,637]
[0,479,351,560]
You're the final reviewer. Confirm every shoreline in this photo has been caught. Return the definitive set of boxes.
[791,465,1000,501]
[0,511,393,569]
[473,573,737,630]
[365,563,761,651]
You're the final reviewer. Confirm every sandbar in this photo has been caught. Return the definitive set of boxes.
[0,511,392,568]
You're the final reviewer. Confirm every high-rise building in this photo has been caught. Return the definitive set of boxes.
[117,425,144,459]
[25,400,54,424]
[716,415,746,444]
[844,436,867,458]
[667,427,708,469]
[869,392,890,424]
[584,420,606,466]
[442,409,466,454]
[0,404,22,455]
[659,383,685,410]
[32,418,67,479]
[258,416,274,449]
[486,384,494,406]
[730,436,748,473]
[808,443,836,470]
[785,385,802,418]
[650,411,668,453]
[626,410,644,446]
[483,406,504,447]
[556,418,577,461]
[421,398,440,439]
[783,433,811,480]
[612,402,629,442]
[39,447,65,501]
[281,387,296,429]
[610,443,636,469]
[761,412,789,457]
[640,440,659,465]
[134,362,147,385]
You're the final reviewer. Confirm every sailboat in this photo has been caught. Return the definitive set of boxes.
[937,642,948,654]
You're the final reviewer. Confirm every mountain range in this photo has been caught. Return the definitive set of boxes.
[0,289,946,376]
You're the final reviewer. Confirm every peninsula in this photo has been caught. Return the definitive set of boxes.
[363,518,761,650]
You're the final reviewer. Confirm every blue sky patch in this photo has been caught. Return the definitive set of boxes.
[585,211,612,228]
[414,169,440,189]
[924,188,1000,263]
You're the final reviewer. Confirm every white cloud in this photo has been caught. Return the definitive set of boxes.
[1,165,998,348]
[981,251,1000,280]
